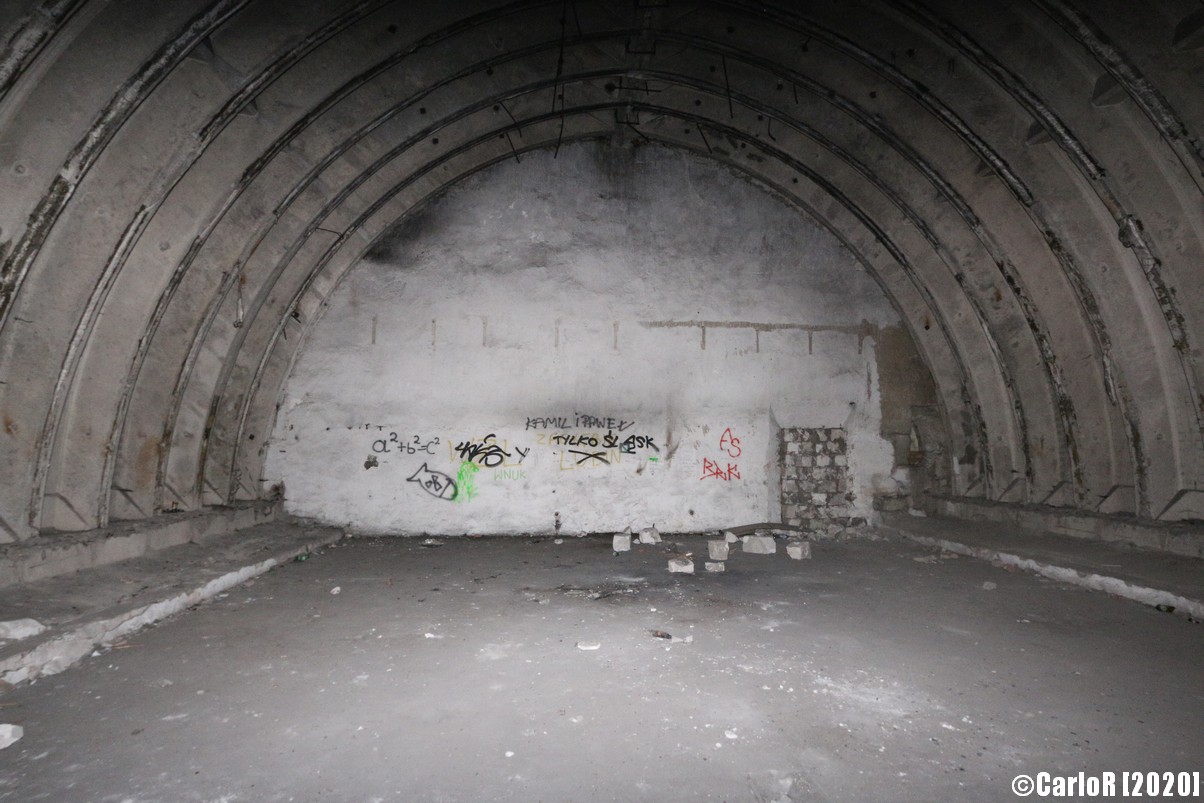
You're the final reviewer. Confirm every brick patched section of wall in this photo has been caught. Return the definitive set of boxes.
[780,427,854,530]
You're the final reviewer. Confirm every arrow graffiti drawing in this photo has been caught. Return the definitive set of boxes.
[407,463,458,500]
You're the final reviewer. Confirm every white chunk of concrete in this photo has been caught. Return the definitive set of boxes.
[667,557,694,574]
[708,540,730,561]
[742,535,776,554]
[639,525,661,544]
[0,619,47,641]
[724,530,739,544]
[0,724,23,749]
[613,533,632,552]
[705,562,726,573]
[786,540,812,560]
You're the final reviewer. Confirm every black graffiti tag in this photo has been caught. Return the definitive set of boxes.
[569,449,610,465]
[373,433,440,454]
[551,433,598,447]
[407,463,458,500]
[526,416,570,430]
[454,434,512,468]
[620,433,658,454]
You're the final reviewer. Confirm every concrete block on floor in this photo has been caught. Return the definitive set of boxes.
[786,540,811,560]
[639,526,661,544]
[742,535,776,554]
[613,532,632,552]
[668,557,694,574]
[705,561,726,572]
[0,724,23,749]
[708,540,729,560]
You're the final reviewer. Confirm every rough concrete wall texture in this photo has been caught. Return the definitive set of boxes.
[265,143,902,535]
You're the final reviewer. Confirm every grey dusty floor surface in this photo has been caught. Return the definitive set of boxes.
[0,530,1201,802]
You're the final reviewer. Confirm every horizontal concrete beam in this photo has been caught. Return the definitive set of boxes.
[0,518,342,688]
[880,519,1204,621]
[931,495,1204,558]
[0,501,279,588]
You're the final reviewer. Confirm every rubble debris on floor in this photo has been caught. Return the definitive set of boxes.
[0,723,23,750]
[742,534,777,554]
[667,557,694,574]
[786,540,811,560]
[648,629,693,644]
[0,531,1200,801]
[604,521,822,574]
[638,525,661,544]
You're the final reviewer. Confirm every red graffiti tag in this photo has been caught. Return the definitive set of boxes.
[719,428,742,458]
[701,457,740,481]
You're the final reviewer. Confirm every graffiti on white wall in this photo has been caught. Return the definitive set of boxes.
[374,417,755,504]
[700,427,743,481]
[407,463,458,500]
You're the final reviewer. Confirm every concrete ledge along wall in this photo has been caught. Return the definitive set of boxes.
[265,142,926,536]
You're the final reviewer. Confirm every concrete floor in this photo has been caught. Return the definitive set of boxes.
[0,531,1200,802]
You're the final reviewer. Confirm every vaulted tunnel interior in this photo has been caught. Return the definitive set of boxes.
[0,1,1202,798]
[3,0,1204,537]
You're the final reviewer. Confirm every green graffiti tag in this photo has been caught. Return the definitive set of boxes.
[455,461,480,503]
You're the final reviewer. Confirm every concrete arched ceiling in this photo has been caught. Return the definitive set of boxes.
[1,0,1202,539]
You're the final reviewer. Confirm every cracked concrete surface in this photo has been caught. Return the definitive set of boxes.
[0,530,1199,801]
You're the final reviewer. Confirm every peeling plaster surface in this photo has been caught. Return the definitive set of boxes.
[266,143,901,534]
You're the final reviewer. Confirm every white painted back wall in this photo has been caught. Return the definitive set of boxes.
[265,142,901,535]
